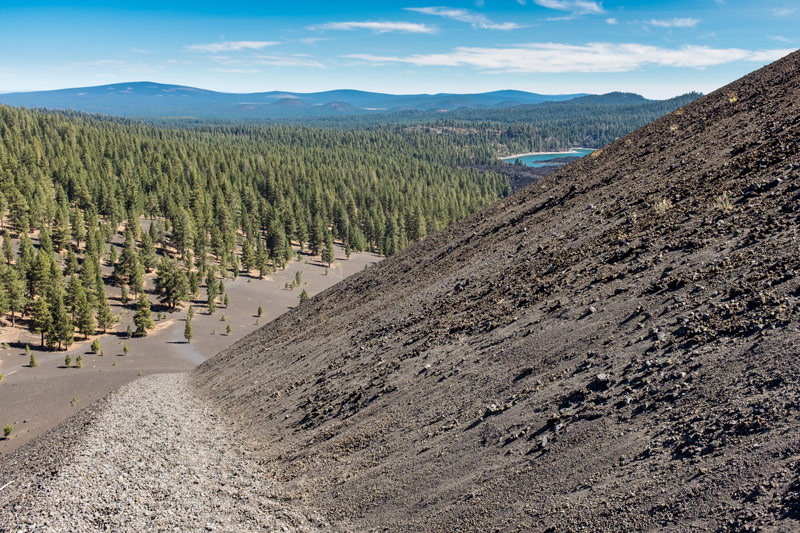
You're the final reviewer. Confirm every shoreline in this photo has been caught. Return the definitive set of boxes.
[499,147,595,160]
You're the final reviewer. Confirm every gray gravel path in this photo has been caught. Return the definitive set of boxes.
[0,373,323,532]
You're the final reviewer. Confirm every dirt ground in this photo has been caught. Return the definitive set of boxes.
[0,244,379,456]
[188,52,800,531]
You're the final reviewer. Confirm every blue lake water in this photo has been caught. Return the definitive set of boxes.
[501,148,595,167]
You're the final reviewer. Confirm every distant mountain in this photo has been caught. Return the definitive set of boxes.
[0,82,588,119]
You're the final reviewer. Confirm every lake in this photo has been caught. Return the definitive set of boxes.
[501,148,595,167]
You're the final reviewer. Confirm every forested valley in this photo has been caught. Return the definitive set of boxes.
[0,89,694,350]
[0,104,509,350]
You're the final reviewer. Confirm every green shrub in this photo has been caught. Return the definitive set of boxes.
[91,339,101,354]
[29,353,37,368]
[76,355,83,368]
[65,354,72,367]
[3,425,11,438]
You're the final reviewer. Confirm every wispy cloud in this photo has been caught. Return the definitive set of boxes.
[605,17,617,24]
[211,68,261,74]
[405,7,523,30]
[250,55,325,68]
[185,41,280,53]
[647,18,700,28]
[299,37,330,45]
[208,54,324,68]
[347,43,793,73]
[129,48,151,54]
[533,1,604,15]
[769,35,795,43]
[772,7,798,16]
[311,21,436,34]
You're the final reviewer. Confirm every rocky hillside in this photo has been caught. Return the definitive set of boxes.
[193,50,800,531]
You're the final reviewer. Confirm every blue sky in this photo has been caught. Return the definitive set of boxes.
[0,1,797,97]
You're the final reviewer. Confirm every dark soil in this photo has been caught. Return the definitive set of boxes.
[191,50,800,531]
[468,163,558,192]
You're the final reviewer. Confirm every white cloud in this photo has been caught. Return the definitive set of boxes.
[533,1,604,15]
[250,55,325,68]
[129,48,151,54]
[769,35,795,43]
[347,43,794,73]
[185,41,281,53]
[647,18,700,28]
[405,7,523,30]
[211,68,261,74]
[772,7,798,16]
[605,17,617,24]
[311,21,436,34]
[68,59,125,67]
[300,37,330,45]
[208,53,324,68]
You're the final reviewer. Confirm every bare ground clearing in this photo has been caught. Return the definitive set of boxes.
[0,243,379,456]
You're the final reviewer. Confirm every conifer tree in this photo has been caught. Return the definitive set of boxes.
[133,293,154,337]
[140,231,157,273]
[48,290,73,351]
[120,284,129,306]
[206,267,218,314]
[64,249,79,276]
[115,230,138,283]
[2,230,13,265]
[75,289,96,340]
[309,215,325,256]
[187,270,199,297]
[52,207,70,252]
[155,256,189,310]
[130,258,145,298]
[321,230,335,267]
[0,192,6,231]
[39,227,54,258]
[28,252,51,299]
[241,239,254,272]
[17,234,35,277]
[1,266,26,327]
[30,296,51,347]
[255,239,268,279]
[299,289,309,303]
[96,290,115,333]
[72,208,85,250]
[66,275,84,321]
[184,318,193,343]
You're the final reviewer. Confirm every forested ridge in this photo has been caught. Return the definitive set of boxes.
[269,92,701,154]
[0,105,509,256]
[0,103,509,349]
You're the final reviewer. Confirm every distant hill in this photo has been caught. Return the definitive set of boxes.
[0,82,590,119]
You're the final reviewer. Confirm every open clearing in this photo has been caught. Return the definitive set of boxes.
[0,244,379,456]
